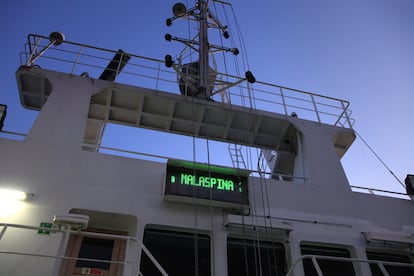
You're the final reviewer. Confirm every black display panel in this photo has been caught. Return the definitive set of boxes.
[165,160,249,207]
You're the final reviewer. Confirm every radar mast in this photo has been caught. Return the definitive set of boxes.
[165,0,255,101]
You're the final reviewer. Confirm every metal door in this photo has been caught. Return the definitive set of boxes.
[59,230,126,276]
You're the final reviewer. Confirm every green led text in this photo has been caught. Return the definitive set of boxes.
[180,173,235,191]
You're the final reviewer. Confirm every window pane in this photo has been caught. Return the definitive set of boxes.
[76,237,114,270]
[227,237,286,276]
[301,244,355,276]
[367,251,413,276]
[140,229,211,276]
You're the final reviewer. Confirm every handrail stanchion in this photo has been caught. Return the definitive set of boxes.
[311,256,324,276]
[114,52,125,82]
[280,87,288,115]
[341,100,353,129]
[156,62,161,91]
[0,224,7,240]
[71,45,84,75]
[310,94,321,123]
[123,238,131,276]
[378,262,390,276]
[52,226,72,276]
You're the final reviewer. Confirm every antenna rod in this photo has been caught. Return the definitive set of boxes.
[198,0,209,99]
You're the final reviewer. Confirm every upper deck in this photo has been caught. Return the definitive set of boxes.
[17,34,355,159]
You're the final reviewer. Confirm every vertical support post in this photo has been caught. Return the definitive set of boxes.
[311,256,324,276]
[280,87,288,115]
[340,100,353,129]
[71,45,84,75]
[122,238,131,276]
[52,226,72,275]
[310,94,321,123]
[377,262,390,276]
[155,62,161,91]
[115,52,125,81]
[0,224,8,240]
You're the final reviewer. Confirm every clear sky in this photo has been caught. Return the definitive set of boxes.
[1,0,413,194]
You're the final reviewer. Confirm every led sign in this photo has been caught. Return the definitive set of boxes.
[165,160,250,208]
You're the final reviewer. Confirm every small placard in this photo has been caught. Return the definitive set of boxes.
[81,267,104,275]
[38,222,53,235]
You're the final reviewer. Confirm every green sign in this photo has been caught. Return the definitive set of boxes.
[38,222,53,235]
[172,173,242,192]
[165,161,249,206]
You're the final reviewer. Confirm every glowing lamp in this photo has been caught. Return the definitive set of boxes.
[0,189,31,201]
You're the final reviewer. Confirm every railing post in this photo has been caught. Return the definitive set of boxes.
[52,226,71,276]
[0,224,8,240]
[311,256,324,276]
[155,62,161,91]
[340,100,353,129]
[377,262,390,276]
[115,52,124,82]
[310,94,321,123]
[123,238,131,276]
[25,36,44,66]
[280,87,288,115]
[71,45,84,75]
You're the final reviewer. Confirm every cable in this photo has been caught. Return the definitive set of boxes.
[355,130,406,189]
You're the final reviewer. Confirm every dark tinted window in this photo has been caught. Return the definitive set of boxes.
[367,251,413,276]
[227,237,286,276]
[301,244,355,276]
[76,237,114,270]
[140,229,211,276]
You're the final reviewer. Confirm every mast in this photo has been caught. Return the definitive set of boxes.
[198,0,209,98]
[165,1,255,101]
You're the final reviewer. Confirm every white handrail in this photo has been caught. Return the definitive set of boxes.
[0,223,168,276]
[286,254,414,276]
[21,33,354,129]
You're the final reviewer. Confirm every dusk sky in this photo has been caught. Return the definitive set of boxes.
[1,0,413,195]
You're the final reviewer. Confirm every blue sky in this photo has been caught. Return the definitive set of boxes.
[1,0,413,194]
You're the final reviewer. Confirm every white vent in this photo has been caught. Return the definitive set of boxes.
[363,231,414,245]
[53,214,89,230]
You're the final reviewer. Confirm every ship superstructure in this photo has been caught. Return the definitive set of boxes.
[1,1,414,276]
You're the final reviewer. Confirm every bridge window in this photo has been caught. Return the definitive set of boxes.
[300,244,356,276]
[140,228,211,276]
[227,237,286,276]
[367,251,413,276]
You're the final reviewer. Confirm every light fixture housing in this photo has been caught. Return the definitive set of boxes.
[0,104,7,131]
[172,3,186,17]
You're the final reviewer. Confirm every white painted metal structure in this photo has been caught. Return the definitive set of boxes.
[1,7,414,276]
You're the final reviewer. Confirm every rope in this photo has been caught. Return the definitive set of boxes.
[355,130,406,189]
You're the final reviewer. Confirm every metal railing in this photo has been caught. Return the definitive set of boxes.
[286,254,414,276]
[21,33,354,129]
[350,185,411,200]
[0,223,168,276]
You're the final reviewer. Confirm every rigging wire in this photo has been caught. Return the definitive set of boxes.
[186,2,200,276]
[224,2,281,275]
[212,3,264,275]
[355,130,406,189]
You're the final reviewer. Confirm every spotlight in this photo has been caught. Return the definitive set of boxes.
[49,31,65,46]
[172,3,187,17]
